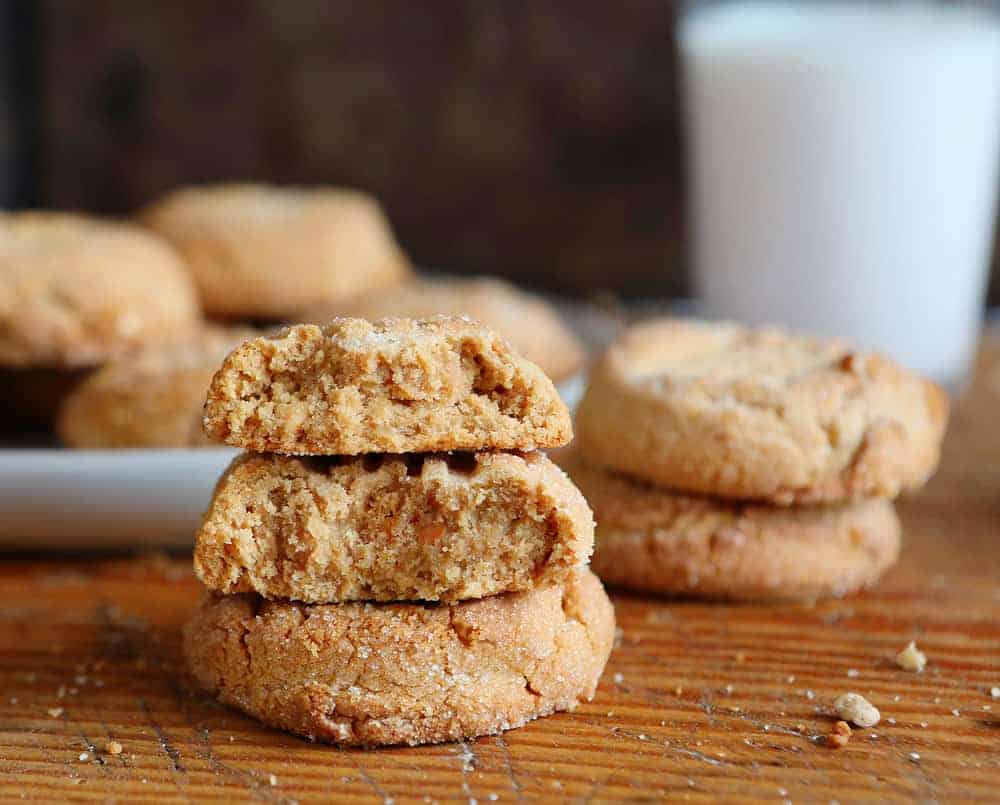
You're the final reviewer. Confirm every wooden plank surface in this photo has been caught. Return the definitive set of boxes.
[1,343,999,803]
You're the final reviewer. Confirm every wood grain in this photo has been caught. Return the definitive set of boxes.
[1,344,999,802]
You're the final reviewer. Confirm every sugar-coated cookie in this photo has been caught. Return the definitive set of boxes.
[183,568,614,746]
[195,450,594,603]
[299,277,586,382]
[0,212,200,368]
[139,184,411,317]
[560,451,901,601]
[57,327,255,448]
[575,318,949,504]
[203,316,572,455]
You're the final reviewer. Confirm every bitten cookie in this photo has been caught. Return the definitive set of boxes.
[560,452,901,601]
[138,184,411,318]
[299,277,586,382]
[0,212,201,368]
[57,327,255,448]
[575,318,949,504]
[183,568,615,746]
[203,316,572,455]
[195,450,593,603]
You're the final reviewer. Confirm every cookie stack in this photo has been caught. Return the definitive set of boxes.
[567,319,949,601]
[183,316,614,746]
[0,212,201,428]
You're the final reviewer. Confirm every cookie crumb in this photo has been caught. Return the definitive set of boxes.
[78,752,89,762]
[805,689,815,700]
[909,752,921,762]
[895,641,927,673]
[47,707,63,718]
[990,686,1000,698]
[106,740,123,755]
[846,668,859,678]
[735,652,746,662]
[825,721,852,748]
[951,709,960,717]
[269,774,278,786]
[612,673,624,684]
[833,692,880,727]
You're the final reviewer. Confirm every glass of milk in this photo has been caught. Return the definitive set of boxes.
[679,0,1000,387]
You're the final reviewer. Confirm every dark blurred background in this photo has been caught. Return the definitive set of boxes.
[1,1,997,301]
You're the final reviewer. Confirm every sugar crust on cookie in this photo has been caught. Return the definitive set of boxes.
[183,568,615,746]
[575,318,949,504]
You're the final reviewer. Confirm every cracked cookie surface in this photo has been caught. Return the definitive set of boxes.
[574,318,949,504]
[194,450,594,603]
[202,316,572,454]
[183,568,614,746]
[0,212,201,368]
[298,276,586,383]
[139,183,411,317]
[560,451,900,601]
[57,326,256,448]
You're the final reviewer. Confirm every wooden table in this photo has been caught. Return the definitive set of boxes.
[2,352,999,803]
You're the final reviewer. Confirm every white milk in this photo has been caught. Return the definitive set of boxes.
[680,2,1000,385]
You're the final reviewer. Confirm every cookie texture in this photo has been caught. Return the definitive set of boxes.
[195,450,594,603]
[183,568,614,746]
[299,277,586,382]
[203,316,572,454]
[57,327,255,448]
[575,319,949,504]
[0,212,201,368]
[560,451,901,601]
[139,184,411,317]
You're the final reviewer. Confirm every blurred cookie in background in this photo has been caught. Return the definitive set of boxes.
[138,184,412,319]
[57,326,255,448]
[0,212,202,430]
[298,276,587,383]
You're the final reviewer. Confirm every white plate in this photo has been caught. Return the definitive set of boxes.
[0,448,239,548]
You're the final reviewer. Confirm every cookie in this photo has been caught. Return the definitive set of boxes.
[56,327,255,448]
[299,277,586,382]
[575,319,949,504]
[183,568,614,746]
[560,451,901,601]
[195,450,594,603]
[203,316,572,455]
[138,184,412,318]
[0,212,201,368]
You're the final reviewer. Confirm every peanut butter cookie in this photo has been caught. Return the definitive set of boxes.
[560,451,901,601]
[183,568,614,746]
[575,319,948,504]
[195,450,593,603]
[0,212,200,368]
[203,317,572,454]
[139,184,411,317]
[57,326,254,448]
[299,276,586,382]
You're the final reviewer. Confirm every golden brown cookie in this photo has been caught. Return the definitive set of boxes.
[183,568,615,746]
[0,212,201,368]
[299,277,586,382]
[56,327,255,448]
[575,318,949,504]
[560,451,901,601]
[195,450,594,603]
[138,184,411,317]
[203,316,572,455]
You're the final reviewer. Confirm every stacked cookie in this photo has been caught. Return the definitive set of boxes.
[566,319,949,601]
[0,212,201,428]
[183,316,614,746]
